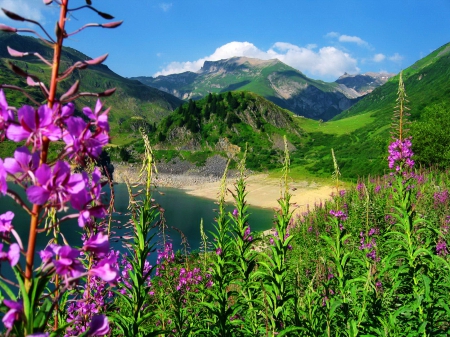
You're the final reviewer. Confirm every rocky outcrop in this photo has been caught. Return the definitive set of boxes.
[113,154,235,187]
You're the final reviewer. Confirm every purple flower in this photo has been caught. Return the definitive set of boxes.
[215,248,222,256]
[0,90,14,141]
[244,226,252,241]
[434,190,449,208]
[157,242,175,265]
[0,158,7,196]
[388,138,414,171]
[376,281,383,291]
[0,243,20,267]
[6,104,61,148]
[366,250,377,260]
[83,99,110,132]
[436,239,448,256]
[39,246,55,266]
[26,161,85,209]
[86,314,109,336]
[83,232,110,256]
[71,169,106,227]
[89,257,119,282]
[329,209,348,221]
[2,299,23,329]
[53,245,84,278]
[4,147,40,182]
[0,211,14,236]
[63,116,109,164]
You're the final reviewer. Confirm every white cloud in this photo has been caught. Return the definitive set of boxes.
[154,41,359,80]
[373,53,386,62]
[326,32,370,48]
[338,35,368,47]
[159,3,173,12]
[389,53,404,62]
[325,32,340,38]
[0,0,46,22]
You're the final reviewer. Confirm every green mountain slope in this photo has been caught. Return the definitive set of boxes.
[0,32,183,144]
[132,57,362,121]
[290,42,450,179]
[116,91,307,171]
[335,42,450,123]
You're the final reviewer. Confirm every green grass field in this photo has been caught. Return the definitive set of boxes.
[296,112,376,135]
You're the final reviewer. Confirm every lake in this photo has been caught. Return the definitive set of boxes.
[1,182,275,266]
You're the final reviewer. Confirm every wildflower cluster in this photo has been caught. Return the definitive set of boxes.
[359,228,380,261]
[0,1,121,335]
[388,137,414,172]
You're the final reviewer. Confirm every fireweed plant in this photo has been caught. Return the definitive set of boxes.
[0,0,121,336]
[256,136,299,336]
[287,75,450,336]
[107,132,163,336]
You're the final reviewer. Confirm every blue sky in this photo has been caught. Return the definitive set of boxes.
[0,0,449,82]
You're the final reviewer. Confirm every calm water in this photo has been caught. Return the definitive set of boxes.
[1,182,274,265]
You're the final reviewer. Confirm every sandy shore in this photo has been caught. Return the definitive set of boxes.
[182,174,334,214]
[113,164,334,215]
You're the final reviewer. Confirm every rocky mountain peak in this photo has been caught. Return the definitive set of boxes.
[199,57,279,74]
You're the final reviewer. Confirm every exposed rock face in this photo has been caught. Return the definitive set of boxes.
[335,72,395,95]
[166,126,200,150]
[215,138,241,159]
[131,57,369,121]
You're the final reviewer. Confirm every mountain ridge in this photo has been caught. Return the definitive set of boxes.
[132,56,372,121]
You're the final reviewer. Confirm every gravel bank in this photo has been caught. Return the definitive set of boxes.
[112,154,238,188]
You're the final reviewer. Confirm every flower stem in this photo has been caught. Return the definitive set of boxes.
[24,0,68,299]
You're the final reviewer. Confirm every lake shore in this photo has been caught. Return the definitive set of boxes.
[113,163,334,215]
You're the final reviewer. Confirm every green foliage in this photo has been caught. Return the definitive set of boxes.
[411,102,450,168]
[151,91,305,173]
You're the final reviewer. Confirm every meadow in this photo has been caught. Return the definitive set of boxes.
[0,2,449,337]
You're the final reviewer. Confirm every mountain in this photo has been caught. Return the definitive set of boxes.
[335,72,395,95]
[116,42,450,178]
[0,32,183,144]
[132,57,365,121]
[335,42,450,123]
[124,91,306,171]
[293,42,450,178]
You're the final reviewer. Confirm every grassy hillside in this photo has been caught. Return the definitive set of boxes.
[112,91,309,171]
[335,42,450,123]
[0,32,183,145]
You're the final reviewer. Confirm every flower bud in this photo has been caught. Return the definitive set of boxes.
[101,21,123,29]
[0,24,17,33]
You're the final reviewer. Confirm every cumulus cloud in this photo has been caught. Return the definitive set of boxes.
[389,53,404,62]
[0,0,45,22]
[373,53,386,62]
[159,3,173,12]
[154,41,359,80]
